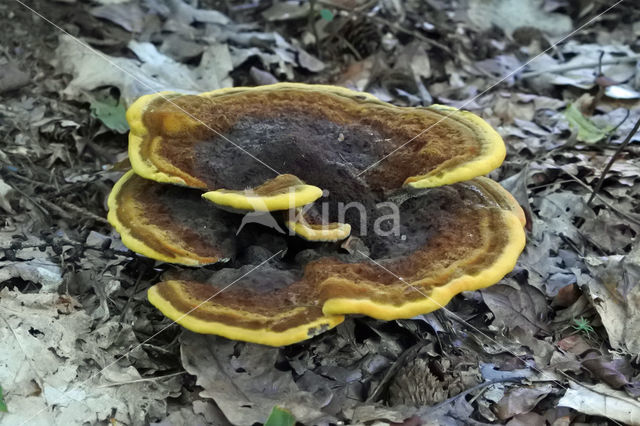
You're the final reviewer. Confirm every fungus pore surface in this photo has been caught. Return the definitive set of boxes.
[108,83,526,346]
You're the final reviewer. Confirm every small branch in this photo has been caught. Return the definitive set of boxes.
[588,116,640,205]
[119,265,148,322]
[366,15,452,53]
[4,180,49,216]
[419,376,527,416]
[541,162,640,226]
[605,109,631,144]
[94,371,186,388]
[365,340,428,403]
[308,0,322,58]
[316,0,452,54]
[519,54,640,79]
[60,200,110,225]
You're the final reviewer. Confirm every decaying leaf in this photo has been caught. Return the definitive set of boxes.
[179,333,327,425]
[494,384,553,420]
[481,282,550,335]
[581,350,633,390]
[564,104,611,144]
[575,244,640,355]
[468,0,572,37]
[0,289,179,425]
[558,382,640,425]
[53,36,234,105]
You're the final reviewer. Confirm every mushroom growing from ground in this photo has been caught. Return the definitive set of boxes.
[108,83,526,346]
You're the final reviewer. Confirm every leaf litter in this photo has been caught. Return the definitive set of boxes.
[1,0,640,425]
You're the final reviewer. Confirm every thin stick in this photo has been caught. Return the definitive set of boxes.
[540,162,640,226]
[316,0,452,53]
[95,371,186,388]
[520,54,640,79]
[365,340,428,403]
[604,109,630,144]
[419,376,528,416]
[588,116,640,205]
[556,370,626,426]
[308,0,322,58]
[119,265,148,323]
[60,200,110,225]
[366,15,452,53]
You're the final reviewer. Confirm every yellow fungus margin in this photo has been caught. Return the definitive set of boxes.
[147,285,345,347]
[126,91,198,187]
[202,184,323,212]
[284,220,352,242]
[322,210,526,319]
[405,105,506,189]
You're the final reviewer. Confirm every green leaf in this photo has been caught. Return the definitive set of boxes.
[320,8,334,22]
[90,96,129,134]
[564,104,611,144]
[264,406,295,426]
[0,385,8,413]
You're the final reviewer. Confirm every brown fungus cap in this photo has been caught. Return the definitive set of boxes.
[148,265,345,346]
[107,170,236,265]
[148,177,526,346]
[126,83,506,197]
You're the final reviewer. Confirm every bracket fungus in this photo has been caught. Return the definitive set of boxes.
[107,170,236,266]
[108,83,526,346]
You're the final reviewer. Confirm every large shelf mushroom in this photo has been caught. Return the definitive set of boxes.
[108,83,526,346]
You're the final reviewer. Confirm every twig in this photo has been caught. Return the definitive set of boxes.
[419,376,528,416]
[529,179,575,190]
[60,200,110,225]
[541,162,640,226]
[365,340,428,403]
[316,0,452,53]
[4,180,49,215]
[588,116,640,205]
[520,54,640,79]
[5,170,57,190]
[598,109,631,148]
[366,15,452,53]
[94,371,186,388]
[339,35,363,61]
[308,0,322,58]
[556,371,626,426]
[597,51,605,76]
[119,265,148,322]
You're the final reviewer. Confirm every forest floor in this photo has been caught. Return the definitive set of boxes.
[1,0,640,425]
